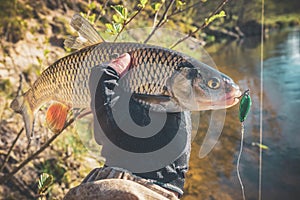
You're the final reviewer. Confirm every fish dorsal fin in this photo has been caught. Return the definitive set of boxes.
[64,35,91,50]
[64,14,104,49]
[70,14,104,44]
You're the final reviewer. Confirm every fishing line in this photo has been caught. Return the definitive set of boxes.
[259,0,264,200]
[236,0,264,198]
[237,123,246,200]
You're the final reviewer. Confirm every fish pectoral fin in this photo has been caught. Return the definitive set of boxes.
[64,14,105,49]
[46,102,70,133]
[132,94,183,112]
[133,93,171,103]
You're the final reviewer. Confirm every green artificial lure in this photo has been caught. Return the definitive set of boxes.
[237,89,252,200]
[239,89,252,122]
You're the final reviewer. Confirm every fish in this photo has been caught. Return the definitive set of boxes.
[10,14,241,140]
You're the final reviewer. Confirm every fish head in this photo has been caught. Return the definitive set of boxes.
[170,60,241,111]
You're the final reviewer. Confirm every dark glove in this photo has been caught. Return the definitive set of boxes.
[88,56,192,196]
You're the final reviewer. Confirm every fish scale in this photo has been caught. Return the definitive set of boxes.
[124,48,182,96]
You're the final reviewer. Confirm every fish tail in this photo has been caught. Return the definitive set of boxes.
[10,93,35,141]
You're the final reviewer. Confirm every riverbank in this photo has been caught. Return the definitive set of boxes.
[203,14,299,45]
[0,1,299,199]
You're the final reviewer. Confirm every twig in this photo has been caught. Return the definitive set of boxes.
[143,0,176,44]
[170,0,230,49]
[87,0,92,17]
[0,128,24,172]
[114,5,145,42]
[0,117,77,184]
[95,0,111,23]
[152,3,163,29]
[78,110,92,119]
[16,74,23,96]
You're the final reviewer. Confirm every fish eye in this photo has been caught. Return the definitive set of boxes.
[207,77,220,89]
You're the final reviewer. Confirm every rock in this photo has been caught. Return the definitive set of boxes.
[64,179,175,200]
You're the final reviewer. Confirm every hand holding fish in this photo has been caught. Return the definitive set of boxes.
[107,53,131,77]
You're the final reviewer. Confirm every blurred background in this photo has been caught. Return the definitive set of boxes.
[0,0,299,199]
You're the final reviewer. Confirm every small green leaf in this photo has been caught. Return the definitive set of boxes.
[252,142,269,150]
[38,173,53,194]
[219,10,226,17]
[99,4,106,16]
[205,10,226,25]
[113,14,122,23]
[43,49,50,57]
[111,5,127,20]
[257,143,269,150]
[140,0,148,7]
[123,7,128,20]
[105,23,113,30]
[88,14,96,24]
[176,0,186,10]
[80,13,96,24]
[105,22,122,35]
[151,3,162,11]
[105,23,115,34]
[80,12,86,18]
[88,1,97,10]
[113,22,122,33]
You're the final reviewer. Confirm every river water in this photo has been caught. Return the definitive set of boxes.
[182,28,300,200]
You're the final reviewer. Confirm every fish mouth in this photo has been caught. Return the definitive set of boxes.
[195,89,242,110]
[223,89,242,108]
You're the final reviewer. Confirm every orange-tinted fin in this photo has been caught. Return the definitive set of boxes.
[46,103,70,133]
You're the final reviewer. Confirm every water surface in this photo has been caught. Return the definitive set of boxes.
[182,28,300,200]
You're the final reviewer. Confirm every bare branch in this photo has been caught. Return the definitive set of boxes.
[96,0,111,23]
[152,3,163,29]
[170,0,230,49]
[0,116,77,184]
[0,128,24,172]
[87,0,92,17]
[143,0,176,44]
[114,5,145,42]
[16,74,23,96]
